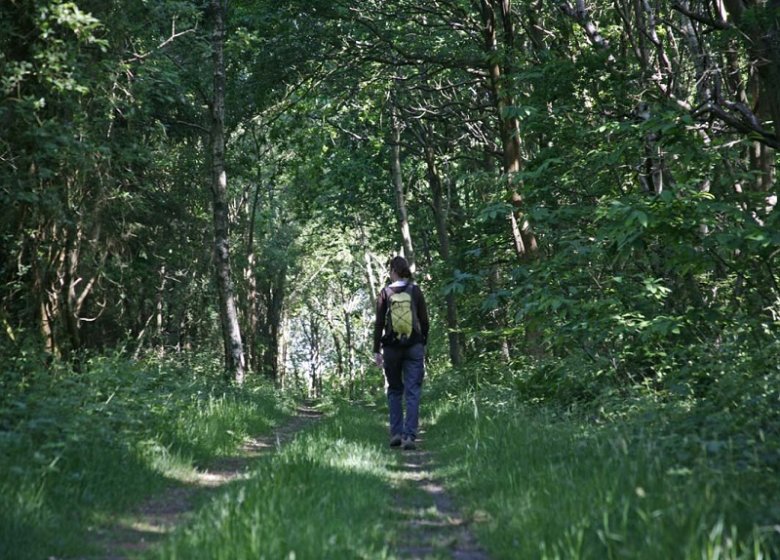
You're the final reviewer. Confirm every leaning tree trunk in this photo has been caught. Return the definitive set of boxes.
[210,0,245,384]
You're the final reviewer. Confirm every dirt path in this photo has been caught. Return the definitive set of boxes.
[89,402,322,559]
[390,432,490,560]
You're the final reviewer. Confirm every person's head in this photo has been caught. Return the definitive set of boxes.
[389,256,412,280]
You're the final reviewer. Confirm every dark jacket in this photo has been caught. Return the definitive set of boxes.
[373,281,429,353]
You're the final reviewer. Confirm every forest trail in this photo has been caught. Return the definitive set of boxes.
[89,402,323,559]
[390,432,489,560]
[86,402,490,559]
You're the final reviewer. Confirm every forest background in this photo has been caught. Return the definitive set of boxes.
[1,0,778,558]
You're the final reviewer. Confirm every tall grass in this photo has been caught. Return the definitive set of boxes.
[150,401,398,560]
[426,376,778,559]
[0,353,289,559]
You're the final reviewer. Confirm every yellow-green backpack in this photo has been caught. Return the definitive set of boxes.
[385,284,418,344]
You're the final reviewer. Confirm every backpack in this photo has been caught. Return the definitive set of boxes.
[385,283,419,345]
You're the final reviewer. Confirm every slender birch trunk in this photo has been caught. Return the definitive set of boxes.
[389,109,416,269]
[210,0,245,383]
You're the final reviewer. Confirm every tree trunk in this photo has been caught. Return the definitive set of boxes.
[389,110,416,268]
[719,0,778,189]
[279,314,289,388]
[481,152,512,360]
[306,315,322,397]
[33,224,60,358]
[245,250,257,369]
[364,250,378,303]
[722,0,780,136]
[245,179,262,372]
[62,225,82,356]
[479,0,538,260]
[331,329,344,382]
[264,287,282,380]
[343,308,354,395]
[210,0,245,384]
[424,145,462,366]
[155,265,168,355]
[340,283,355,394]
[258,263,286,381]
[488,265,512,362]
[748,22,779,191]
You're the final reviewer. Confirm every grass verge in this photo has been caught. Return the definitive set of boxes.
[425,378,779,559]
[0,353,290,559]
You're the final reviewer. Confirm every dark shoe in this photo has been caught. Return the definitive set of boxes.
[389,434,402,447]
[401,437,416,450]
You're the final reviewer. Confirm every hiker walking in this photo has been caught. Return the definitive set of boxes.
[373,256,429,450]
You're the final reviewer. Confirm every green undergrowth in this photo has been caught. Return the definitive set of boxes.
[150,399,399,560]
[0,353,290,560]
[425,367,779,559]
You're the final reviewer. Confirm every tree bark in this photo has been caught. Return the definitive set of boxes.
[365,250,378,304]
[725,0,779,190]
[279,314,289,388]
[479,0,538,260]
[389,109,416,269]
[558,0,613,54]
[343,305,354,395]
[424,145,463,366]
[210,0,245,384]
[262,269,285,380]
[245,179,262,372]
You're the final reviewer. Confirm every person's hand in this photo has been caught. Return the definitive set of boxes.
[374,352,383,368]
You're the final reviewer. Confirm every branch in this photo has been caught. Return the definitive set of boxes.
[346,7,483,69]
[557,0,615,61]
[78,299,107,322]
[169,119,209,134]
[671,1,730,30]
[127,18,197,63]
[696,100,780,149]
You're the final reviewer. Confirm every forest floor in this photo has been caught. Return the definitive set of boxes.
[88,402,324,559]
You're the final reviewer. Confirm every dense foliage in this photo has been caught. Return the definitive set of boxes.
[3,0,778,382]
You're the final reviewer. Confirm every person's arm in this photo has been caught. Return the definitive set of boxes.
[373,289,386,365]
[416,286,429,344]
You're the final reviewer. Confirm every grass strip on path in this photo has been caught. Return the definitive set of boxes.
[147,399,397,559]
[93,402,323,558]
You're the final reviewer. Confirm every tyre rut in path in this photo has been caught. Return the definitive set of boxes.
[89,402,323,559]
[391,433,490,560]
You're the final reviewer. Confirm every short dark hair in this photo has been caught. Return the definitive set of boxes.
[390,256,412,279]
